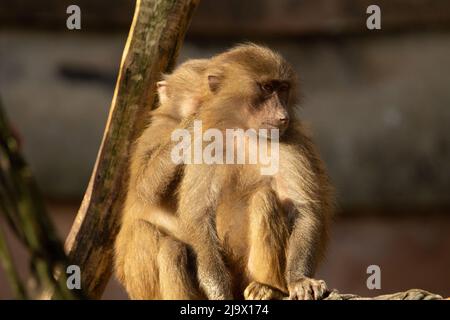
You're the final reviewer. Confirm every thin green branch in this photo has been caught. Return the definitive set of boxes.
[0,224,27,299]
[0,97,82,299]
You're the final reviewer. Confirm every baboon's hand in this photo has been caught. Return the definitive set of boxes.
[288,277,328,300]
[244,282,285,300]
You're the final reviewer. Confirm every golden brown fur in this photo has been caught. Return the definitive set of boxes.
[114,59,208,299]
[115,44,334,300]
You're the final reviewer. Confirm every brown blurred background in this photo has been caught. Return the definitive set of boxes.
[0,0,449,299]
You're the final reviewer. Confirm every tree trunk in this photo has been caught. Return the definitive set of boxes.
[63,0,200,299]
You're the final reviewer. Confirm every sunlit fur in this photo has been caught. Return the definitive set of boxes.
[114,59,209,299]
[114,43,334,300]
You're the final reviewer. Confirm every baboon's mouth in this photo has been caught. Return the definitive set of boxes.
[262,122,281,129]
[262,122,288,132]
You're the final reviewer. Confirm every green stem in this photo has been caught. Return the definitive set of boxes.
[0,224,28,299]
[0,98,81,299]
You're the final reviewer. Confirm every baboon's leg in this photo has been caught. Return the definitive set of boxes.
[245,186,289,300]
[118,220,161,300]
[158,236,203,300]
[118,219,202,300]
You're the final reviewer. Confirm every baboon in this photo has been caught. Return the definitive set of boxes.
[115,44,334,300]
[114,59,208,299]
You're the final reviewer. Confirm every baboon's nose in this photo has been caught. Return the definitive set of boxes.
[279,116,289,127]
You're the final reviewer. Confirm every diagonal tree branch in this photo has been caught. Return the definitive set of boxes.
[63,0,200,299]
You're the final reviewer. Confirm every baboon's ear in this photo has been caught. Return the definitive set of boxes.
[156,81,168,104]
[208,75,221,93]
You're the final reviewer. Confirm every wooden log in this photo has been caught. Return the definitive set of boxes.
[324,289,443,300]
[63,0,200,299]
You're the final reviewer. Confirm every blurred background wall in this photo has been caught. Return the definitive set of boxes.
[0,0,449,299]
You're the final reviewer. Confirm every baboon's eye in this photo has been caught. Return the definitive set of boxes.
[261,83,274,94]
[279,82,290,92]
